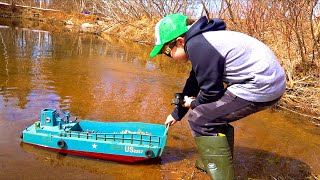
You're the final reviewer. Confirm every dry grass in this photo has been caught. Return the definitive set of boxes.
[101,16,157,44]
[279,77,320,119]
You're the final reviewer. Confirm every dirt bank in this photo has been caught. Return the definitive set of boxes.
[0,3,155,43]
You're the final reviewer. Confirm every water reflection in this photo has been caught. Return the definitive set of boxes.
[1,22,319,180]
[0,28,53,110]
[0,24,187,179]
[0,22,186,125]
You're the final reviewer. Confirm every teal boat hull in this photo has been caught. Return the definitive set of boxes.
[21,109,169,163]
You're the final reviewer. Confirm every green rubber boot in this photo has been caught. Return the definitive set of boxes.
[225,124,234,158]
[195,124,234,172]
[195,158,206,172]
[195,134,234,180]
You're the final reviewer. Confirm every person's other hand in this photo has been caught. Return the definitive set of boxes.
[183,96,195,108]
[165,114,177,127]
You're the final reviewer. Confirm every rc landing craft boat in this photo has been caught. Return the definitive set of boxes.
[21,109,169,163]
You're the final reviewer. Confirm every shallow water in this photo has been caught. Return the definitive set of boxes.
[0,20,319,180]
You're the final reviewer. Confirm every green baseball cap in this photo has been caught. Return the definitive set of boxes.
[149,14,189,58]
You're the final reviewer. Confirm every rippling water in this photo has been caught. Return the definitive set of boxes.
[0,19,319,180]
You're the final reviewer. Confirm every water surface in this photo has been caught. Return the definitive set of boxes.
[0,20,319,180]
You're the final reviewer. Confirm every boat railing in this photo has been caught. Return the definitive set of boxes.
[63,131,162,146]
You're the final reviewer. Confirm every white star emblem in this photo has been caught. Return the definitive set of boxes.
[92,143,97,149]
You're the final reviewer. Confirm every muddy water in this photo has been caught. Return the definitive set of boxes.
[0,22,319,180]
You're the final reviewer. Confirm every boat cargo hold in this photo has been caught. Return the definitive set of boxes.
[21,109,169,163]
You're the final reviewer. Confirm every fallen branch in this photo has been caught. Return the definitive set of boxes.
[276,104,320,121]
[97,22,119,33]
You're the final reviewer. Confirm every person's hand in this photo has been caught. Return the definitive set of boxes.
[165,114,177,127]
[183,96,195,108]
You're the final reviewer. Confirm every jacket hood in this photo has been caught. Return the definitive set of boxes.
[185,16,226,44]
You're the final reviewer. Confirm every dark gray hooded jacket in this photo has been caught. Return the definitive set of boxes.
[171,16,286,121]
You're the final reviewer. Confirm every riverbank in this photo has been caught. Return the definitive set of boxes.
[0,2,319,122]
[0,2,155,43]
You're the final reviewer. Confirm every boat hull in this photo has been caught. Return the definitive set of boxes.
[23,142,149,162]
